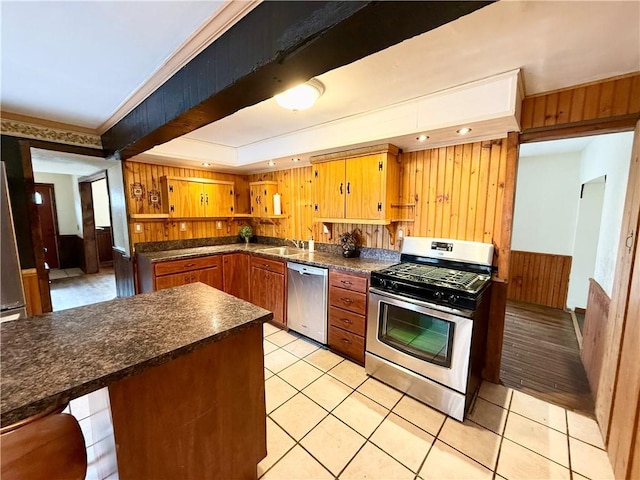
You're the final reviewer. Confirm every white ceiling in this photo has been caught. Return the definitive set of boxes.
[30,149,115,177]
[2,1,639,174]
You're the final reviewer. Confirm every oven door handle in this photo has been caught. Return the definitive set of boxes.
[368,287,471,318]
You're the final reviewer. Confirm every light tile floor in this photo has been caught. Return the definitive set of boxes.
[260,322,615,480]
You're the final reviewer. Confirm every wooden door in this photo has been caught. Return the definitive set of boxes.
[195,266,224,290]
[188,181,205,217]
[204,183,234,217]
[223,253,250,301]
[34,184,59,268]
[345,154,385,220]
[250,267,285,326]
[313,160,345,219]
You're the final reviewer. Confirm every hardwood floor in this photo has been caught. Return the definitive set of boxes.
[500,300,594,415]
[50,266,116,312]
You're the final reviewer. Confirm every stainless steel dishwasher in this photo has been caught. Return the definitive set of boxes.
[287,262,328,344]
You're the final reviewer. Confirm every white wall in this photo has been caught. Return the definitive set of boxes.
[33,172,81,235]
[511,152,582,254]
[91,178,111,227]
[567,180,605,309]
[579,131,633,295]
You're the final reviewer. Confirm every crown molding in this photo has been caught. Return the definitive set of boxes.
[97,0,261,135]
[1,111,99,135]
[1,118,102,148]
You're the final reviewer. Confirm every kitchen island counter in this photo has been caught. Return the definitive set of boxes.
[0,282,272,426]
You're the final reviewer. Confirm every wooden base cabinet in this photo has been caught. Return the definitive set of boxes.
[137,255,223,293]
[222,253,250,301]
[327,270,369,364]
[250,257,286,328]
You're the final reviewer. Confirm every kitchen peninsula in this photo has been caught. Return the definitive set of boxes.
[1,283,271,479]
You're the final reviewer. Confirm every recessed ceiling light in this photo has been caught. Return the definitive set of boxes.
[292,157,300,162]
[267,160,276,167]
[202,162,211,166]
[417,135,428,141]
[456,127,472,135]
[275,78,325,111]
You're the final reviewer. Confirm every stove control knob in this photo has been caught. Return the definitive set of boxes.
[448,294,459,304]
[434,291,443,300]
[378,279,387,288]
[390,281,398,291]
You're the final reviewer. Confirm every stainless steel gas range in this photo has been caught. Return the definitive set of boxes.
[365,237,493,421]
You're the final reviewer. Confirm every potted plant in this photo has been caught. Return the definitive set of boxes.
[339,229,361,258]
[239,225,253,244]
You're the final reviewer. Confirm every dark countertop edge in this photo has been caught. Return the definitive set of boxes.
[0,312,272,426]
[137,245,396,274]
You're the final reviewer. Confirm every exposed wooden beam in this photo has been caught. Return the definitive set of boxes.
[102,1,493,160]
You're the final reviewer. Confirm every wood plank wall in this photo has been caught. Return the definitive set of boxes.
[521,72,640,131]
[123,161,250,248]
[126,140,511,281]
[21,268,42,316]
[246,139,510,275]
[507,251,572,309]
[581,278,611,401]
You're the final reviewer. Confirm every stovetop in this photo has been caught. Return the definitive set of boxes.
[370,261,492,311]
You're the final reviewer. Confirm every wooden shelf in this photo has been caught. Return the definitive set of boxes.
[129,213,169,220]
[312,218,392,226]
[390,219,415,223]
[390,203,416,208]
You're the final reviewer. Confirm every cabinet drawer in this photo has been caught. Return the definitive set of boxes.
[329,306,366,336]
[251,256,286,275]
[154,255,221,276]
[329,270,368,293]
[329,286,367,315]
[328,326,364,365]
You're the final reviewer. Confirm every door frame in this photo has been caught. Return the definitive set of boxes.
[16,138,105,313]
[34,182,60,269]
[78,170,114,274]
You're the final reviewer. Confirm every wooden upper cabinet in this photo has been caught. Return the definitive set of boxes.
[311,144,400,224]
[249,181,279,217]
[314,160,345,219]
[161,176,235,218]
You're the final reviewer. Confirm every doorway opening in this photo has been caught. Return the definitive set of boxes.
[30,149,119,312]
[501,131,634,414]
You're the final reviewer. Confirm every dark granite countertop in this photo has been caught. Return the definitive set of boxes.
[137,243,397,274]
[0,283,272,426]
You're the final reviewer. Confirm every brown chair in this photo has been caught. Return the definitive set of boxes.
[1,406,87,480]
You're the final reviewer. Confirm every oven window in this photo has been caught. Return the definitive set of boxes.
[378,303,455,368]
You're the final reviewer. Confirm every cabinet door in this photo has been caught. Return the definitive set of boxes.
[313,160,345,219]
[155,271,196,291]
[345,153,386,220]
[195,266,224,290]
[189,181,206,217]
[165,179,199,217]
[251,267,285,326]
[223,253,250,301]
[203,183,235,217]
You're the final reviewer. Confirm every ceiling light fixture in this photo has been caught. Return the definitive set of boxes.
[417,135,428,141]
[292,157,300,162]
[275,78,325,111]
[456,127,472,135]
[202,162,211,166]
[267,160,276,167]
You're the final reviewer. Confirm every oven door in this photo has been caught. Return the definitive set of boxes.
[366,288,473,394]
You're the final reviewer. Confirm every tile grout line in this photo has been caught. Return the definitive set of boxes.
[413,410,448,480]
[567,409,575,480]
[491,389,514,480]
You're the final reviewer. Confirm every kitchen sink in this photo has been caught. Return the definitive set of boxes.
[257,246,305,257]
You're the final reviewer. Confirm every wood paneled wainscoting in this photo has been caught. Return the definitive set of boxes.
[21,268,43,316]
[581,278,610,401]
[507,250,572,309]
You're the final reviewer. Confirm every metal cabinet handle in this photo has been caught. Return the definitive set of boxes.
[341,338,351,344]
[184,263,195,267]
[340,280,353,285]
[341,297,353,304]
[262,264,270,268]
[206,194,209,205]
[339,183,343,194]
[347,182,350,194]
[201,193,204,204]
[340,318,352,324]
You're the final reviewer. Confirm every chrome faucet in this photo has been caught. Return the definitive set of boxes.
[285,238,304,249]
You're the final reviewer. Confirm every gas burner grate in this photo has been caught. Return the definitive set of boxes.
[382,264,482,290]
